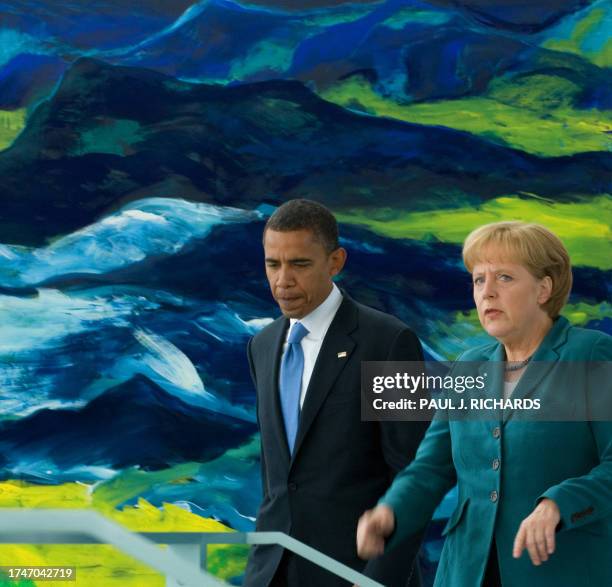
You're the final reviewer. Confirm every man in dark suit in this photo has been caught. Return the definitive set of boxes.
[244,199,428,587]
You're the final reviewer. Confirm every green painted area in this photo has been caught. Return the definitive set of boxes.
[320,76,612,156]
[431,301,611,359]
[230,39,295,79]
[93,437,259,513]
[543,8,611,67]
[228,1,377,77]
[74,119,144,157]
[0,109,27,151]
[454,301,611,331]
[0,576,34,587]
[487,74,581,111]
[336,195,612,270]
[302,4,375,27]
[0,440,261,584]
[382,8,451,29]
[429,312,490,360]
[207,544,251,582]
[92,462,201,510]
[563,301,612,326]
[248,97,320,132]
[162,79,193,93]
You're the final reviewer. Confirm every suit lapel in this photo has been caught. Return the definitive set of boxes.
[502,317,569,424]
[480,344,504,425]
[291,297,357,463]
[260,316,292,462]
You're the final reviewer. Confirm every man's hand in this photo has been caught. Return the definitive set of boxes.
[356,505,395,560]
[512,498,560,565]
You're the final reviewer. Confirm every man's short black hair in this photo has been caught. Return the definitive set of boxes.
[264,199,340,253]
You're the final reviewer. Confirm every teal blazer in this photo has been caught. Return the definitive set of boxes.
[381,317,612,587]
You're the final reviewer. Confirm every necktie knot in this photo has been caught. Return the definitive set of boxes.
[288,322,309,345]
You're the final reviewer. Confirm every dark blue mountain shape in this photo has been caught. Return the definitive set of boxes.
[39,221,612,344]
[442,0,594,33]
[119,0,298,80]
[395,27,608,104]
[240,0,591,30]
[0,375,256,473]
[0,1,193,50]
[0,58,608,246]
[0,54,66,110]
[115,0,605,103]
[0,0,604,108]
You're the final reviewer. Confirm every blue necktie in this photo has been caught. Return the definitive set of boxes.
[280,322,309,455]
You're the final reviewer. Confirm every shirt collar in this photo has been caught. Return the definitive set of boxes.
[288,283,343,341]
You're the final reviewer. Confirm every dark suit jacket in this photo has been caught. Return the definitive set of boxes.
[244,294,429,587]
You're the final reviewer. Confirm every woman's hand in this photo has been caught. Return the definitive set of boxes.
[356,505,395,559]
[512,498,560,565]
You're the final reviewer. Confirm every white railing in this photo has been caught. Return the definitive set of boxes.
[0,509,384,587]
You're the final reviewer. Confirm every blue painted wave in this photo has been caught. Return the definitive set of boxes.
[2,0,605,110]
[0,198,266,426]
[0,195,608,541]
[0,376,257,473]
[0,285,265,420]
[0,197,259,288]
[1,197,607,429]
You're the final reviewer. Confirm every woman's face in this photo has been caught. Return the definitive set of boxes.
[472,253,552,345]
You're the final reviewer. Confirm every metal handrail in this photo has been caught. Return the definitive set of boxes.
[0,509,224,587]
[0,509,384,587]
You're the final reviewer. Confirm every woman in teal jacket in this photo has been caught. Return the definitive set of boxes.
[357,221,612,586]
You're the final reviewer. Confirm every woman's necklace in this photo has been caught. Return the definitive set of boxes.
[504,355,532,372]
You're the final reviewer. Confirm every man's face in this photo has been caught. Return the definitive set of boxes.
[263,229,346,319]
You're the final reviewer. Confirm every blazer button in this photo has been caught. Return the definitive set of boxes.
[492,426,501,439]
[492,458,500,471]
[288,482,298,492]
[490,490,498,502]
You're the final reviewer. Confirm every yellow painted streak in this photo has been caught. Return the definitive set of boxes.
[563,301,612,325]
[0,109,26,150]
[431,301,610,359]
[454,301,611,329]
[0,480,90,509]
[0,543,163,586]
[336,195,612,269]
[320,77,612,156]
[0,481,242,584]
[543,37,612,68]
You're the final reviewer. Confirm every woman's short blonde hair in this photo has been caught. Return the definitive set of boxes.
[462,221,572,318]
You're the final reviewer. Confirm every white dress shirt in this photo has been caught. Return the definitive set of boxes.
[282,283,343,409]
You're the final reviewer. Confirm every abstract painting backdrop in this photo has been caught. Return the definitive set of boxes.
[0,0,610,584]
